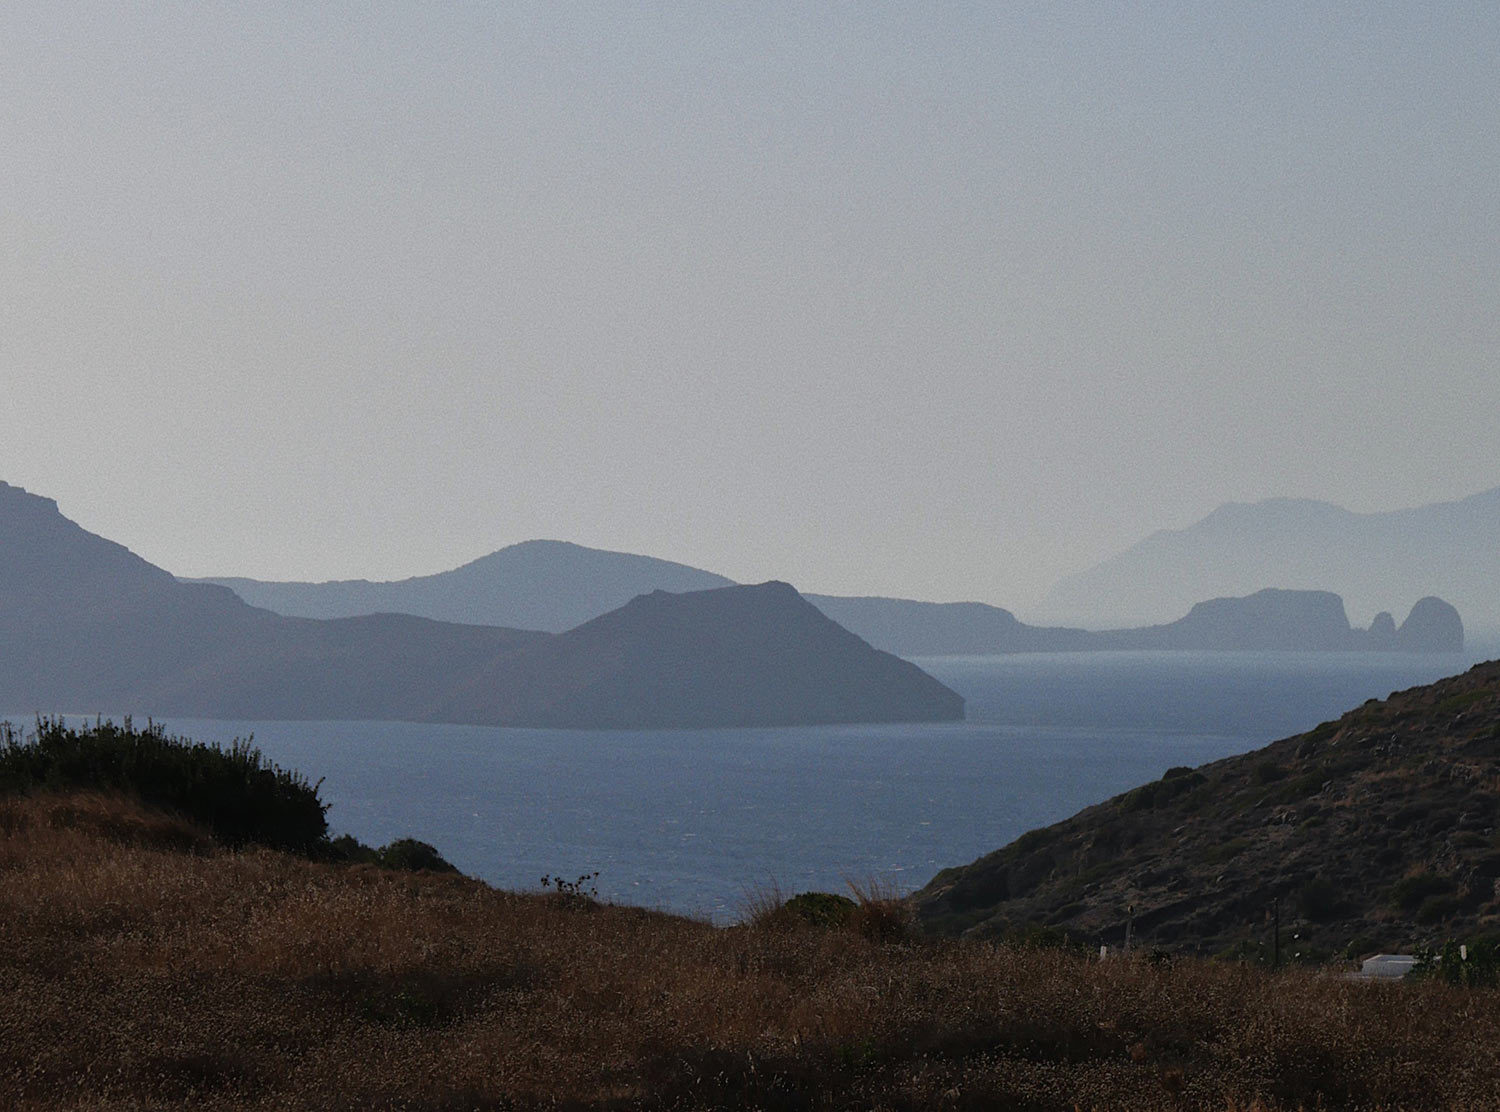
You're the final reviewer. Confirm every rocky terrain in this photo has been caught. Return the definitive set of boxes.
[917,660,1500,960]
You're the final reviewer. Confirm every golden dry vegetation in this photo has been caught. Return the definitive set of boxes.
[4,791,1500,1111]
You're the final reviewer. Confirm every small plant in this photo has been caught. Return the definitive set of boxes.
[541,871,600,907]
[846,877,913,941]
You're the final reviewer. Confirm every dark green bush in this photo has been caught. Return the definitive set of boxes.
[1389,872,1454,913]
[377,838,459,874]
[327,833,382,865]
[1252,760,1286,785]
[1417,895,1462,925]
[1412,939,1500,987]
[783,891,857,928]
[0,718,327,854]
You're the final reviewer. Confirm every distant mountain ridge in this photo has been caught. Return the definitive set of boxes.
[197,540,733,633]
[0,483,961,728]
[201,542,1464,657]
[1038,485,1500,632]
[811,590,1462,655]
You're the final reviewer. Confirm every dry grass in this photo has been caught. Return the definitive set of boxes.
[4,792,1500,1110]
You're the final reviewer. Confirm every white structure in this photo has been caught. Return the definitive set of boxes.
[1357,954,1416,979]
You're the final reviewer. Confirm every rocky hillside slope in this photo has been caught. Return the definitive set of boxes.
[917,661,1500,959]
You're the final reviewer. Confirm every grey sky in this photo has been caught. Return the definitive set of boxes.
[3,2,1497,612]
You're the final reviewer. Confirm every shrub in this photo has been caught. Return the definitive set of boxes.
[1412,939,1500,987]
[1298,877,1346,923]
[378,838,459,874]
[0,718,327,854]
[327,833,381,865]
[783,891,857,928]
[1390,872,1453,913]
[846,878,913,941]
[1417,895,1463,925]
[541,871,600,909]
[1252,760,1286,785]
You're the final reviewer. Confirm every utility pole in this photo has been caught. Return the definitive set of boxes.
[1271,897,1280,970]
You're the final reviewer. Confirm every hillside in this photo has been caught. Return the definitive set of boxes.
[0,483,960,728]
[7,789,1500,1109]
[917,660,1500,958]
[434,582,963,728]
[1038,486,1500,632]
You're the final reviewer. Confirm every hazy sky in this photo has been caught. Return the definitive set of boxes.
[4,2,1497,611]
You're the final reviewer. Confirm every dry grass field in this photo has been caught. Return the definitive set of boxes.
[3,792,1500,1110]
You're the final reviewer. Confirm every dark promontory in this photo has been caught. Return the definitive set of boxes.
[0,482,961,728]
[916,659,1500,957]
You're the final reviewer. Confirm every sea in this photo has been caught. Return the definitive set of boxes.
[9,649,1489,921]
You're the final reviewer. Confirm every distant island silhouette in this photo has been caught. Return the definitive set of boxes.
[1037,485,1500,634]
[0,483,961,728]
[202,542,1465,656]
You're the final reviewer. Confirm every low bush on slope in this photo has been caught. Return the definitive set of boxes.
[0,718,455,871]
[0,717,327,853]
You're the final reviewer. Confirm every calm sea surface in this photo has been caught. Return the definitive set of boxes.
[11,651,1485,920]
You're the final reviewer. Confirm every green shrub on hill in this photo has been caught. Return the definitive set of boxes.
[376,838,460,873]
[0,717,327,854]
[783,891,857,928]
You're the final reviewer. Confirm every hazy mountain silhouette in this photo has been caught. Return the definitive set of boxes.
[432,583,963,728]
[809,590,1462,656]
[0,483,960,727]
[1037,486,1500,632]
[1092,589,1463,653]
[196,541,733,633]
[805,596,1095,655]
[198,534,1463,659]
